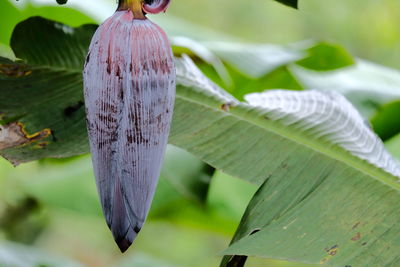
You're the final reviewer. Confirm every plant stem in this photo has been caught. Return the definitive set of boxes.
[117,0,146,19]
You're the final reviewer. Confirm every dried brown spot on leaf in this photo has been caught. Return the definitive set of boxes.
[221,103,231,112]
[320,245,339,264]
[325,245,338,256]
[220,102,236,112]
[351,232,361,241]
[34,142,49,149]
[0,64,32,77]
[0,122,51,150]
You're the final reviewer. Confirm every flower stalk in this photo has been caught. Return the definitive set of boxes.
[117,0,145,19]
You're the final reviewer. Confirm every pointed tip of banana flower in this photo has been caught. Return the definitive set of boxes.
[116,236,133,253]
[113,224,141,253]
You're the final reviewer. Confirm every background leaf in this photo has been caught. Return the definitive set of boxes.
[0,0,95,48]
[274,0,298,8]
[295,42,355,71]
[290,60,400,117]
[371,100,400,141]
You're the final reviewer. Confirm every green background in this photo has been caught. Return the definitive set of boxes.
[0,0,399,266]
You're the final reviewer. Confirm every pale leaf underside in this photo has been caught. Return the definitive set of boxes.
[245,90,400,178]
[176,55,238,104]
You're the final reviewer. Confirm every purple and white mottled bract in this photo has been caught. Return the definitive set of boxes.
[83,0,175,252]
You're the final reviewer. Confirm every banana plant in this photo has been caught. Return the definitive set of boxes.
[1,13,400,267]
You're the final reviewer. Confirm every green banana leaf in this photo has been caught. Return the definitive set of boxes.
[1,17,400,267]
[0,0,95,46]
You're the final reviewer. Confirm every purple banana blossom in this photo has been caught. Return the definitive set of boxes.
[83,0,175,252]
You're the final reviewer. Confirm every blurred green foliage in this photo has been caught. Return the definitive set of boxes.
[169,0,400,70]
[0,0,399,266]
[371,100,400,141]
